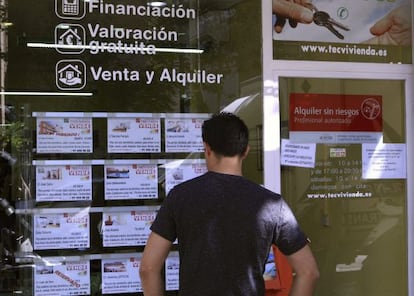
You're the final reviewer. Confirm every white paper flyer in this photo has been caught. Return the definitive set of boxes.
[34,212,90,250]
[362,143,406,179]
[102,211,156,247]
[165,161,207,195]
[36,165,92,202]
[101,257,142,294]
[104,163,158,200]
[36,117,93,153]
[165,255,180,291]
[34,260,90,296]
[165,118,204,152]
[107,117,161,153]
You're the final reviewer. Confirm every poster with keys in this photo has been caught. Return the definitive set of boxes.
[272,0,412,63]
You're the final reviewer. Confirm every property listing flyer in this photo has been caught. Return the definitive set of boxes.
[36,165,92,202]
[272,0,412,63]
[289,93,383,144]
[102,210,156,247]
[36,117,93,153]
[34,260,90,296]
[165,117,204,152]
[33,212,90,250]
[107,117,161,153]
[164,160,207,195]
[165,256,180,291]
[104,163,158,200]
[101,257,142,294]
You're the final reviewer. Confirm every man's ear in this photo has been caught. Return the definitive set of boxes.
[242,145,250,159]
[203,142,212,156]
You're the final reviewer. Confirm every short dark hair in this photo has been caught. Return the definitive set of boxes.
[202,112,249,157]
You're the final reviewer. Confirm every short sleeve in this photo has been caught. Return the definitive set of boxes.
[274,199,308,256]
[150,191,177,242]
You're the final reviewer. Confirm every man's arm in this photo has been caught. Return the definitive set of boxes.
[286,244,319,296]
[139,232,173,296]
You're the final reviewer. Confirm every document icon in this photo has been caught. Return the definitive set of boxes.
[55,0,85,19]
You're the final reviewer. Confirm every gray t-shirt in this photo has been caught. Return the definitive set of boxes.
[151,171,308,296]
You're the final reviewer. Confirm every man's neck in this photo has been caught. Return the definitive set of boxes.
[207,156,243,176]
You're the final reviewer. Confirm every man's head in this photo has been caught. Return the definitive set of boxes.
[202,112,249,158]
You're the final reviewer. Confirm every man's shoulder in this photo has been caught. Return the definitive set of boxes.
[170,172,283,202]
[168,173,208,195]
[242,179,283,199]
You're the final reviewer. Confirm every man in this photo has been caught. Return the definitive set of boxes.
[139,112,319,296]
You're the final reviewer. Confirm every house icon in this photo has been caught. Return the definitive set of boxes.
[59,28,82,45]
[55,24,85,54]
[56,60,86,90]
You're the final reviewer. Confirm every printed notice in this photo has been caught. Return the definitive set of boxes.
[165,118,204,152]
[36,117,92,153]
[36,165,92,202]
[289,93,383,143]
[281,139,316,168]
[165,256,180,291]
[362,143,406,179]
[34,260,90,296]
[165,161,207,195]
[107,117,161,153]
[34,212,90,250]
[102,211,156,247]
[306,145,374,199]
[101,257,142,294]
[104,163,158,200]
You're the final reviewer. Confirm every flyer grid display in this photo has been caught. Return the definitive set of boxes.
[25,112,210,295]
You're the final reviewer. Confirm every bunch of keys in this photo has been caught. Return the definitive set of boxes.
[306,3,350,39]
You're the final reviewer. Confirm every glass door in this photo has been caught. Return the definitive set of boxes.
[278,77,407,296]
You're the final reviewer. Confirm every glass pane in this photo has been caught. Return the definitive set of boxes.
[279,77,407,296]
[0,0,263,294]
